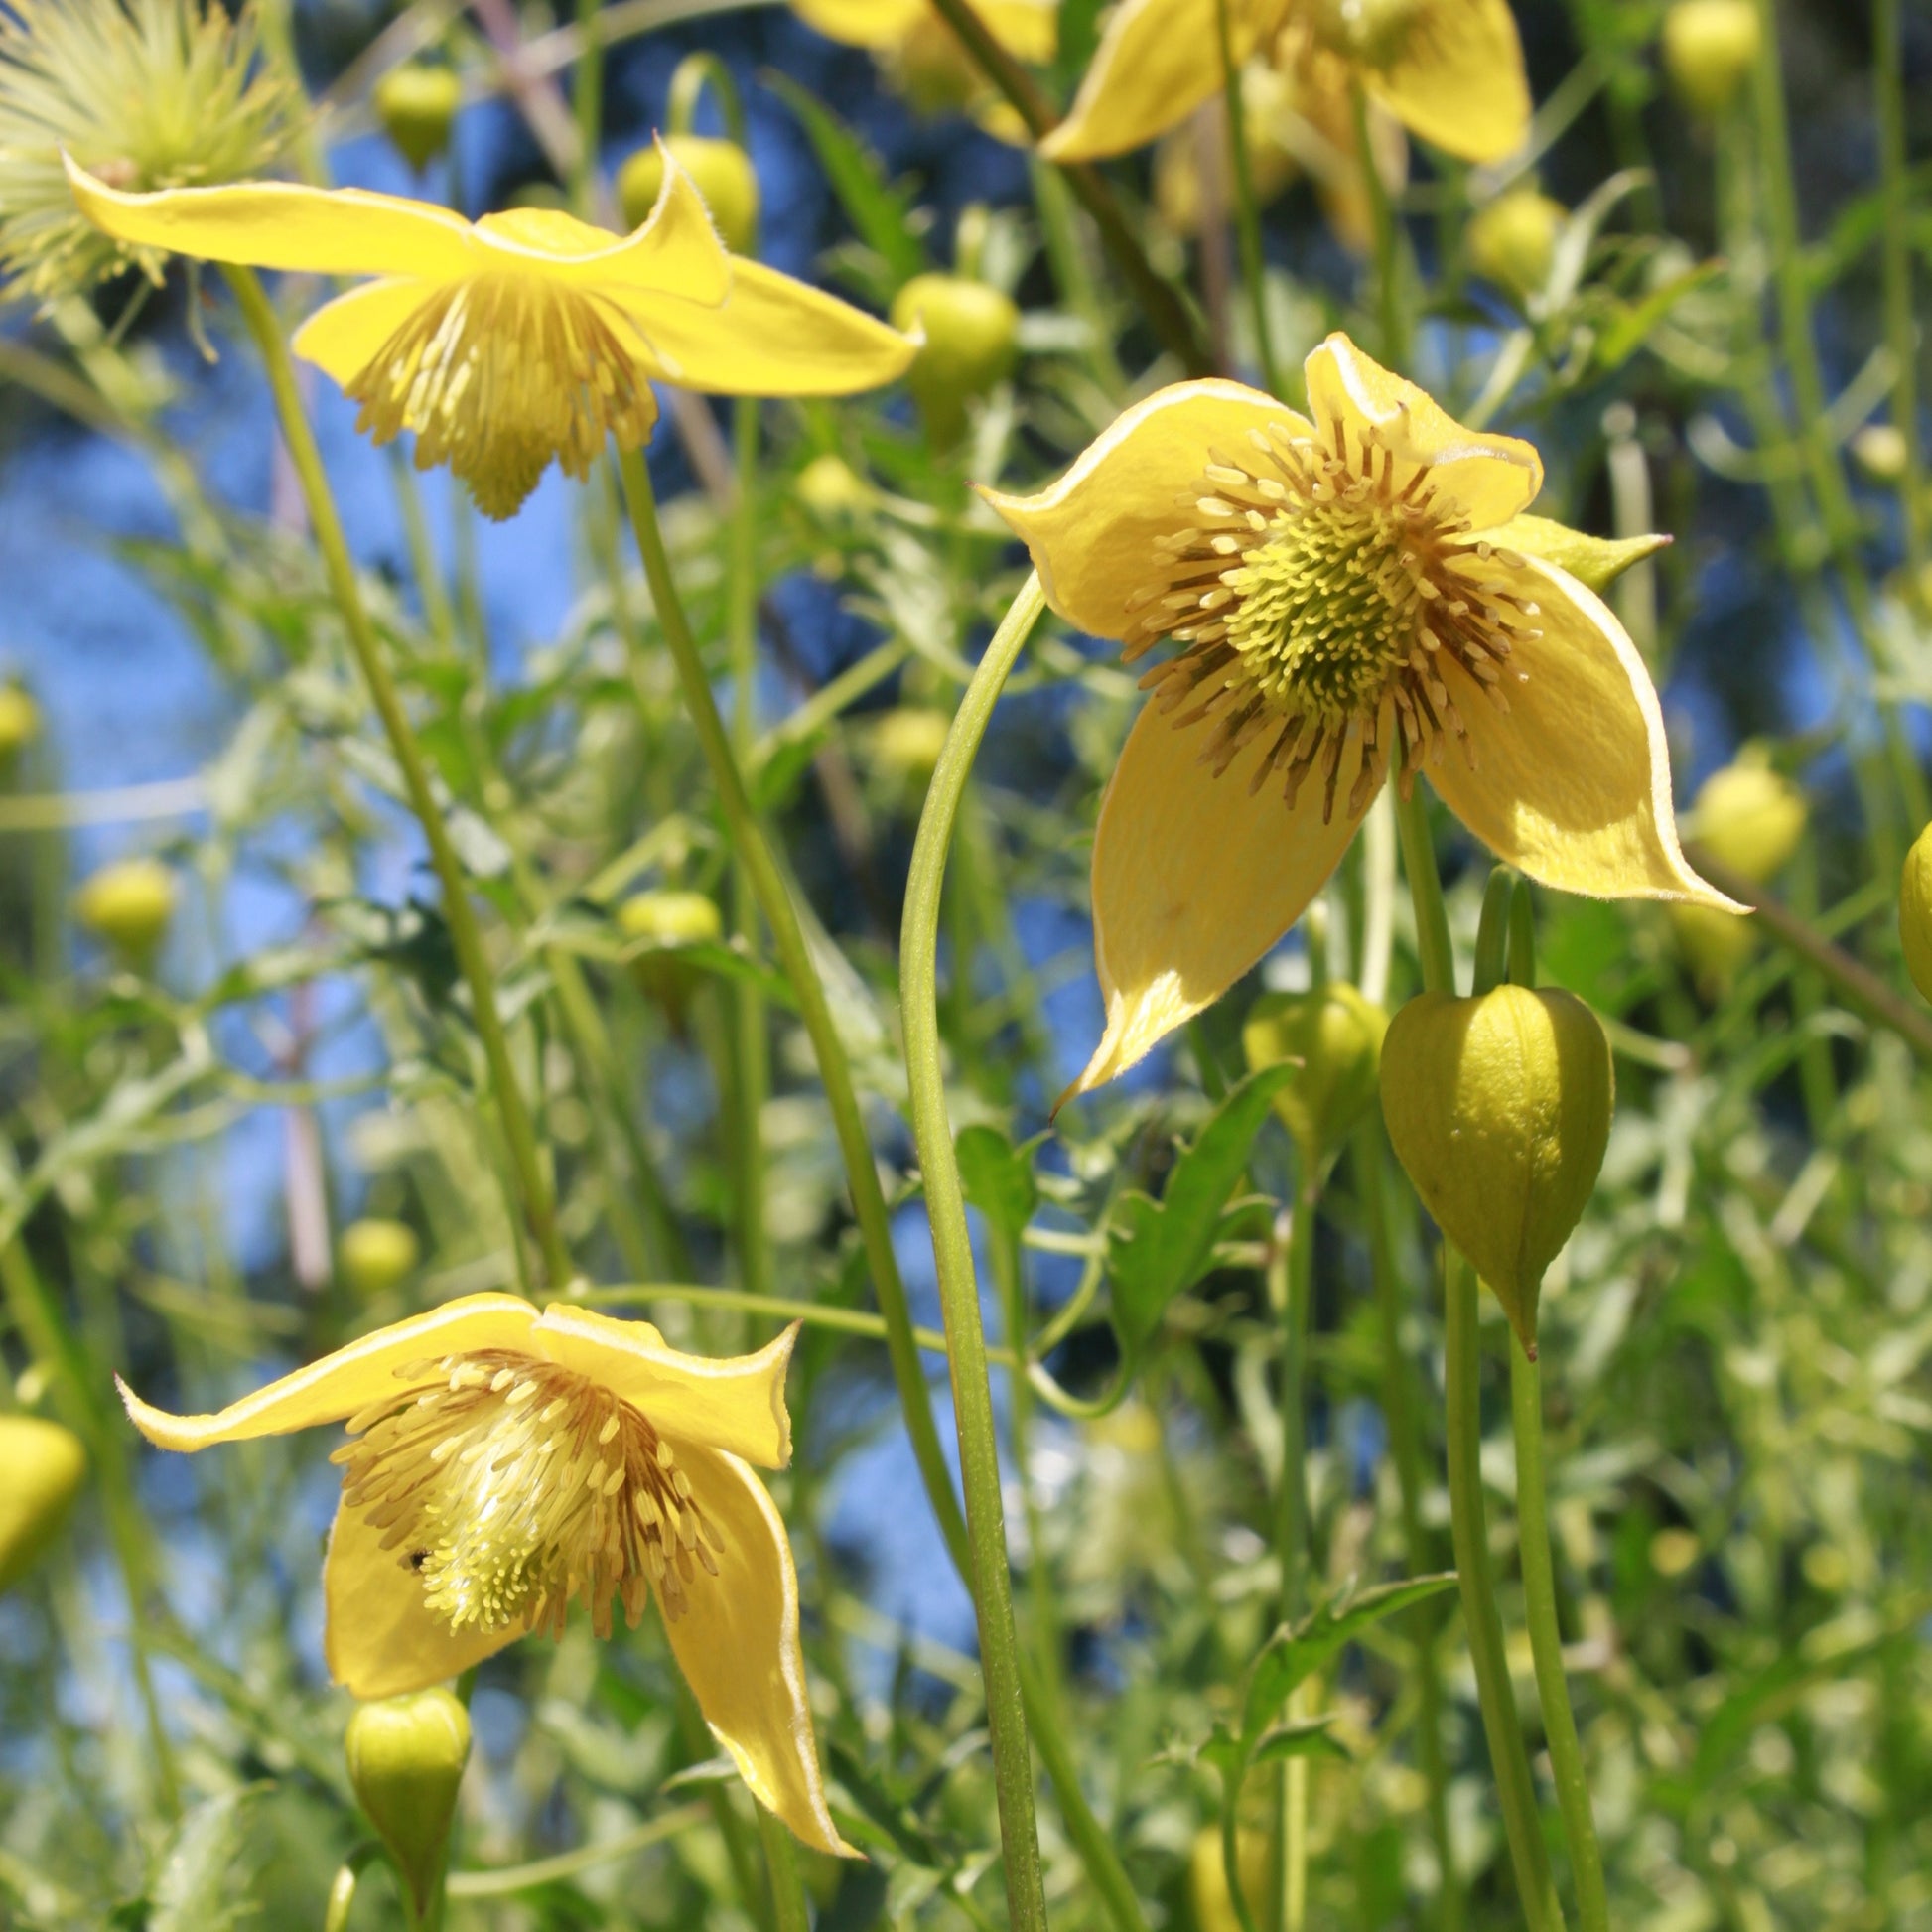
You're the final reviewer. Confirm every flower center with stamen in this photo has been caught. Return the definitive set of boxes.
[333,1350,724,1644]
[345,273,658,521]
[1123,413,1539,822]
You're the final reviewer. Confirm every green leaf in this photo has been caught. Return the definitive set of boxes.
[763,75,928,288]
[1249,1716,1350,1767]
[954,1124,1039,1246]
[1240,1574,1459,1749]
[1106,1063,1294,1363]
[151,1786,266,1932]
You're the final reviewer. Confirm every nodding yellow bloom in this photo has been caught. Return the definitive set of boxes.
[65,149,914,519]
[984,334,1740,1100]
[1042,0,1529,168]
[118,1294,855,1856]
[790,0,1054,126]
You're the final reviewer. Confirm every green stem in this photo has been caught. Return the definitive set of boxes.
[758,1803,813,1932]
[225,265,569,1292]
[1509,1338,1608,1932]
[1392,784,1454,996]
[619,449,970,1569]
[1216,0,1281,397]
[1356,1121,1460,1931]
[1875,0,1926,579]
[1350,81,1405,368]
[900,570,1051,1932]
[1445,1252,1563,1931]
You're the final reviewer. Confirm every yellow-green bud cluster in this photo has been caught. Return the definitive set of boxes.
[619,889,723,1019]
[0,1415,85,1592]
[74,856,178,968]
[618,136,759,255]
[373,63,463,173]
[890,273,1020,448]
[1380,984,1613,1352]
[339,1217,421,1299]
[1673,752,1803,994]
[1242,982,1388,1167]
[345,1690,472,1919]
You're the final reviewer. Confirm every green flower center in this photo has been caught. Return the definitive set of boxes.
[345,274,659,522]
[1126,414,1539,822]
[336,1350,723,1642]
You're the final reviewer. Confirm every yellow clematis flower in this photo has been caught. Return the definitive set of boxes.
[117,1293,854,1856]
[789,0,1054,128]
[984,334,1739,1099]
[64,149,914,519]
[1041,0,1529,169]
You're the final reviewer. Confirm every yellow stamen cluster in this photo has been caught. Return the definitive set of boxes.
[1124,413,1540,821]
[334,1349,724,1642]
[346,276,658,520]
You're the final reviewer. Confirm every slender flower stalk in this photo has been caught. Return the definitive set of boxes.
[1216,0,1282,396]
[222,265,570,1293]
[900,570,1051,1932]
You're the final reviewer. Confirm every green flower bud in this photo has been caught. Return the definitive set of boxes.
[1466,190,1565,303]
[1380,984,1613,1353]
[372,63,463,173]
[794,453,875,520]
[0,1416,86,1592]
[0,686,41,768]
[618,136,759,254]
[74,857,177,967]
[339,1218,421,1299]
[1850,423,1909,485]
[1902,820,1932,1004]
[1687,753,1806,884]
[345,1690,471,1919]
[890,273,1020,448]
[618,889,723,1019]
[1661,0,1760,118]
[868,706,952,783]
[1241,983,1388,1167]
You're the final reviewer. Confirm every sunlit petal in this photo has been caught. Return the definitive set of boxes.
[1069,698,1375,1100]
[1040,0,1236,162]
[533,1307,797,1469]
[981,380,1312,640]
[1427,554,1741,908]
[1371,0,1530,165]
[660,1443,857,1857]
[790,0,927,47]
[290,278,426,385]
[115,1295,537,1451]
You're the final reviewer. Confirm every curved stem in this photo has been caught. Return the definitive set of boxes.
[224,265,569,1292]
[618,449,972,1565]
[1510,1337,1609,1932]
[901,571,1051,1932]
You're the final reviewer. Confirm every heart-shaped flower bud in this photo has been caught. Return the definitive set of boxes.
[1903,821,1932,1004]
[74,857,177,968]
[339,1218,421,1300]
[345,1688,472,1918]
[1467,190,1565,303]
[372,63,462,173]
[1379,984,1613,1352]
[1661,0,1760,117]
[1686,753,1806,883]
[0,1416,86,1592]
[619,889,723,1022]
[619,135,759,255]
[890,273,1020,447]
[1242,982,1388,1168]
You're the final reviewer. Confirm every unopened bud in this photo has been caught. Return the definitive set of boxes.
[339,1218,420,1299]
[1661,0,1760,118]
[0,686,40,768]
[1687,752,1806,884]
[619,136,759,255]
[890,273,1020,448]
[1467,190,1565,302]
[74,857,177,967]
[1851,423,1909,486]
[794,453,875,520]
[619,889,723,1019]
[1189,1823,1268,1932]
[1380,985,1613,1353]
[372,64,463,173]
[0,1416,86,1592]
[868,707,952,783]
[1242,983,1388,1167]
[1902,820,1932,1004]
[345,1690,471,1919]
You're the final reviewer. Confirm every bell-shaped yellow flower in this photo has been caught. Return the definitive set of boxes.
[1041,0,1529,168]
[117,1294,854,1856]
[984,334,1739,1099]
[65,149,914,519]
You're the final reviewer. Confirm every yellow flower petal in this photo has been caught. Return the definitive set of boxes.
[323,1490,521,1699]
[290,279,427,385]
[1369,0,1530,166]
[660,1442,856,1857]
[1040,0,1243,162]
[1069,698,1375,1100]
[115,1294,537,1451]
[531,1307,798,1469]
[617,257,914,396]
[973,0,1057,64]
[1426,554,1740,908]
[63,156,475,278]
[790,0,928,47]
[1303,333,1541,530]
[981,379,1312,640]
